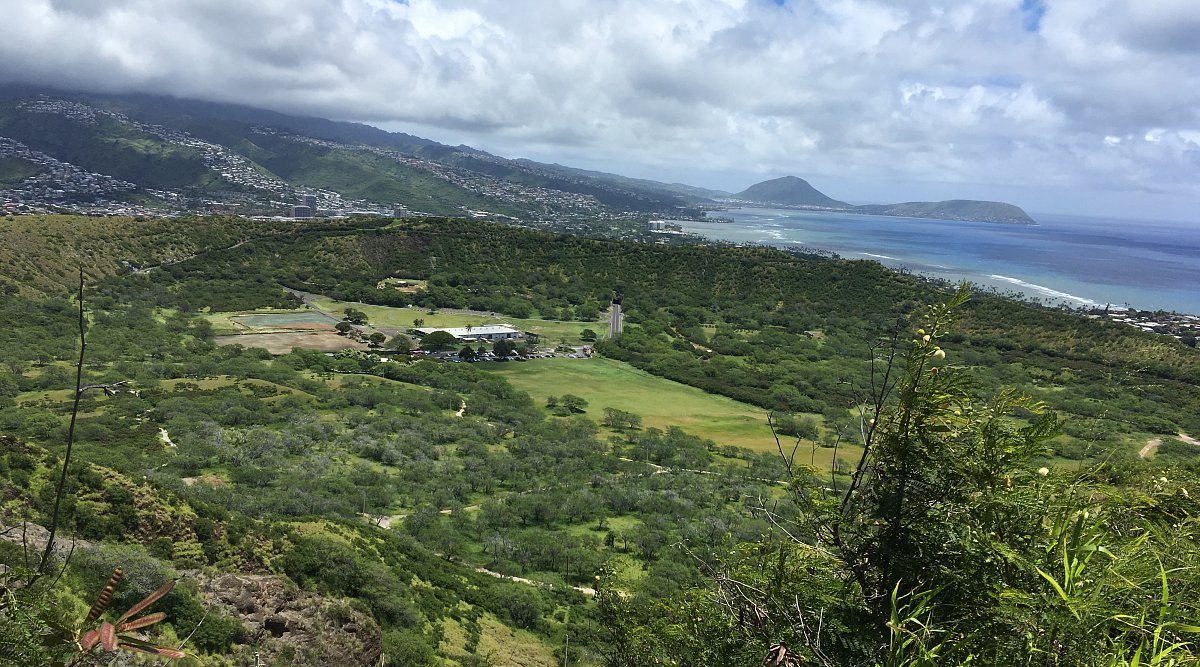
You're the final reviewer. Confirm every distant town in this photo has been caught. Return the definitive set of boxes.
[1089,308,1200,344]
[0,95,658,235]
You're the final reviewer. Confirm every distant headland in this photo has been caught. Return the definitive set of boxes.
[730,176,1036,225]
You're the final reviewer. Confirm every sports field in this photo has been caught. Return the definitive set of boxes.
[480,357,779,452]
[231,311,337,328]
[214,331,364,354]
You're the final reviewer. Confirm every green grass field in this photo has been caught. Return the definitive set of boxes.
[478,357,780,452]
[308,296,606,343]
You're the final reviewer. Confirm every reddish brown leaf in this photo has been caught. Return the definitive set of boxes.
[85,567,123,624]
[117,579,176,624]
[99,622,117,652]
[79,629,100,651]
[119,611,167,632]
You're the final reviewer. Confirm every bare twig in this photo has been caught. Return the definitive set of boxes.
[31,271,128,584]
[33,269,88,581]
[177,603,211,651]
[767,414,801,479]
[49,538,76,590]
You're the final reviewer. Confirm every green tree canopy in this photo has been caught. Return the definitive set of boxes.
[419,330,457,352]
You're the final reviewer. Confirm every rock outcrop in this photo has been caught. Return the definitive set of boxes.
[197,572,382,666]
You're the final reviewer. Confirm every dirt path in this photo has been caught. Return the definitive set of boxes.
[134,240,247,274]
[472,566,596,597]
[1140,432,1199,458]
[358,513,596,595]
[371,514,408,529]
[1139,438,1162,458]
[455,399,466,418]
[159,427,177,449]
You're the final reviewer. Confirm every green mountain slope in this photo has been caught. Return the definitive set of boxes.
[0,155,45,187]
[734,175,849,207]
[0,104,223,191]
[735,175,1036,223]
[0,85,706,219]
[514,160,731,202]
[2,213,1199,665]
[855,199,1036,224]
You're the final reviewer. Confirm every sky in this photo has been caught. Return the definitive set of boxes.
[2,0,1198,221]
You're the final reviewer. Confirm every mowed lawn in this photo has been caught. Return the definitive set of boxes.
[479,357,779,452]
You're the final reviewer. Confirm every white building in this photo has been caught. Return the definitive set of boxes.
[414,324,523,342]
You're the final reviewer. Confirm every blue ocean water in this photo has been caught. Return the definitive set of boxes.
[674,208,1200,314]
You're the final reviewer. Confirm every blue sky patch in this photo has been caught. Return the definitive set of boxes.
[1020,0,1046,32]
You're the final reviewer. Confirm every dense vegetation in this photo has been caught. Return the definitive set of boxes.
[0,214,373,298]
[125,216,1200,446]
[2,214,1199,666]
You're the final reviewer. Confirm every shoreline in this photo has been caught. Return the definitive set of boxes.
[668,219,1200,334]
[671,209,1200,316]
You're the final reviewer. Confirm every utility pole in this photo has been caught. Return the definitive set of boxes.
[562,634,569,667]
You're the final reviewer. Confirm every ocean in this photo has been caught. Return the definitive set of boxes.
[673,208,1200,315]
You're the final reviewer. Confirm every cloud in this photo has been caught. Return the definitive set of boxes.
[1,0,1198,218]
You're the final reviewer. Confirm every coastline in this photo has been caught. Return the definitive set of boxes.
[668,209,1200,324]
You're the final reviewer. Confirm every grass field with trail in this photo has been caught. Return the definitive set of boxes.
[478,356,825,458]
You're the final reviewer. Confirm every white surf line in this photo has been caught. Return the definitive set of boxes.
[859,252,897,260]
[988,275,1099,306]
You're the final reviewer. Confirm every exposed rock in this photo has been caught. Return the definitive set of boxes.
[197,572,382,666]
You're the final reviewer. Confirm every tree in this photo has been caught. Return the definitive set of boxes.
[580,328,598,342]
[459,345,476,361]
[420,330,458,352]
[497,586,545,630]
[599,285,1200,666]
[602,407,640,430]
[367,332,386,347]
[386,334,413,355]
[343,308,368,324]
[560,394,588,414]
[493,339,517,358]
[413,318,425,328]
[334,321,353,336]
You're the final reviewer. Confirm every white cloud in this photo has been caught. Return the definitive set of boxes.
[0,0,1198,218]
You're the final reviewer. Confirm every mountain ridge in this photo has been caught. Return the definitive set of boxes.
[734,175,849,208]
[733,175,1036,224]
[0,85,699,221]
[0,85,1033,225]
